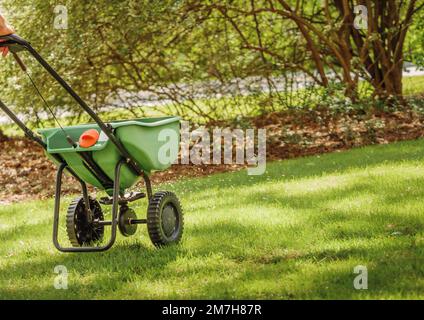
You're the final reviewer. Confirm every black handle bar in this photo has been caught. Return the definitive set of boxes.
[0,34,28,52]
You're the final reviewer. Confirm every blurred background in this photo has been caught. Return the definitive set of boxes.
[0,0,423,128]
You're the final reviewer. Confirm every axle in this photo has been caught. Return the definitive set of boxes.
[95,218,147,226]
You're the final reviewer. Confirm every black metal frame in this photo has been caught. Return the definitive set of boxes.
[53,161,123,252]
[0,34,153,252]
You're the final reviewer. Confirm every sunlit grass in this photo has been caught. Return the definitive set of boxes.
[0,139,424,299]
[403,75,424,96]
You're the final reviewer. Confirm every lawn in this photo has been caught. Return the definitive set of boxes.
[1,139,424,299]
[403,75,424,96]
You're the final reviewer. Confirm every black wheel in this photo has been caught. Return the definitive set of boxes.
[147,191,184,247]
[66,197,104,247]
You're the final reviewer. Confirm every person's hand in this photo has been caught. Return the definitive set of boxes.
[0,14,14,35]
[0,39,9,57]
[0,14,14,57]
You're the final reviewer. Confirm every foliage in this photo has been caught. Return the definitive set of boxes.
[0,1,423,124]
[189,0,424,100]
[407,6,424,67]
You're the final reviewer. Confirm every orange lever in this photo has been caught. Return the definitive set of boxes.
[79,129,100,148]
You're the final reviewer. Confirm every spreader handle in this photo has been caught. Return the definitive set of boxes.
[0,34,28,52]
[1,34,145,177]
[0,99,45,148]
[0,34,27,43]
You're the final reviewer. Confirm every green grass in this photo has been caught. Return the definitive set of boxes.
[1,139,424,299]
[403,75,424,96]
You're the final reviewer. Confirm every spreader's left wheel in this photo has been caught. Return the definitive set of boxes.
[66,197,105,247]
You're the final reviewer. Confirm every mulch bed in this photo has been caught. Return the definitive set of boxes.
[1,106,424,203]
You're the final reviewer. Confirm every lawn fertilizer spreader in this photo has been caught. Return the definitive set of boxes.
[0,34,184,252]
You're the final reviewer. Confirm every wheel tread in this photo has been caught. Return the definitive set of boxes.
[147,191,184,247]
[66,197,83,247]
[66,197,104,247]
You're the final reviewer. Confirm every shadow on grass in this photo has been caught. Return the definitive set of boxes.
[0,240,186,299]
[0,216,422,299]
[1,139,424,299]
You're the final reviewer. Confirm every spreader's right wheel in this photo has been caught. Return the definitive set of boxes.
[147,191,184,247]
[66,197,104,247]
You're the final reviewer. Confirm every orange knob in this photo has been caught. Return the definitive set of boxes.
[79,129,100,148]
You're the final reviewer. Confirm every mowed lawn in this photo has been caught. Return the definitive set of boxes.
[1,139,424,299]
